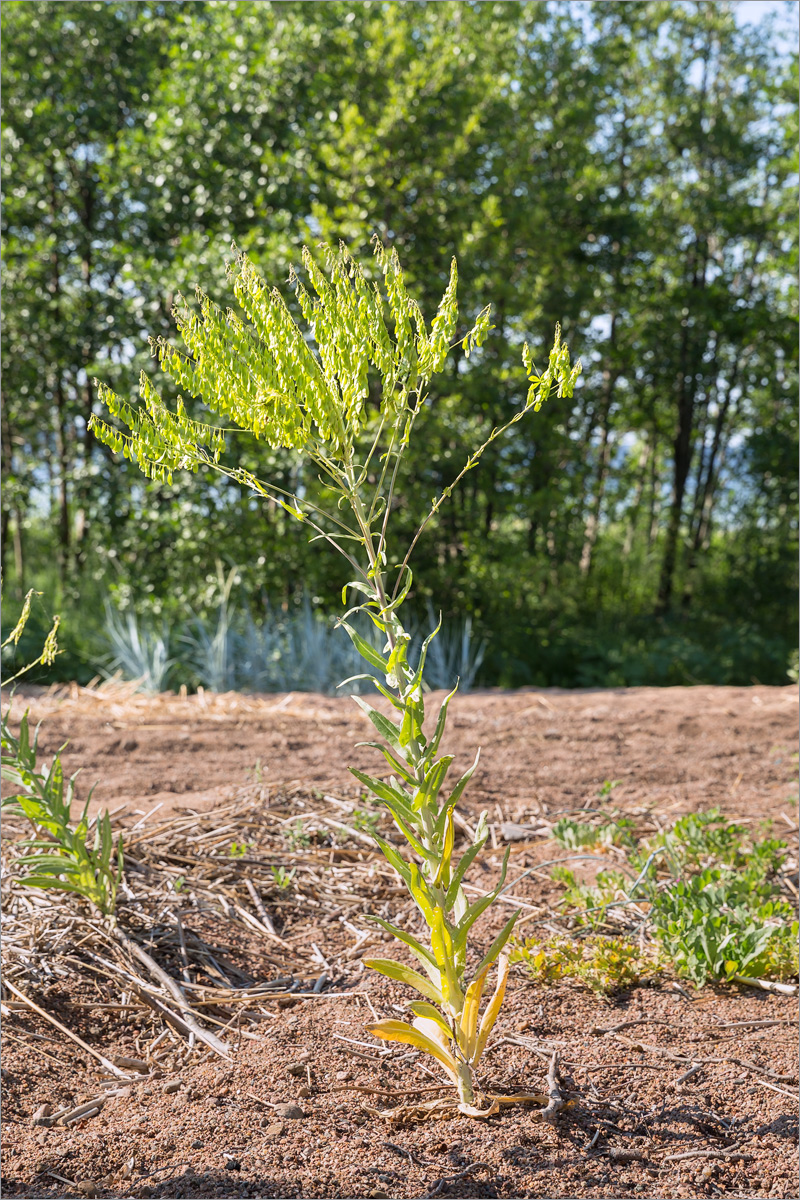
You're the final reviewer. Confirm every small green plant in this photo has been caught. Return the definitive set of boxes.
[1,708,123,917]
[1,593,123,918]
[597,779,621,798]
[270,865,296,890]
[90,236,580,1112]
[228,840,253,858]
[511,934,660,994]
[550,865,631,931]
[285,820,311,851]
[352,805,381,837]
[173,875,187,892]
[649,867,798,986]
[552,814,636,852]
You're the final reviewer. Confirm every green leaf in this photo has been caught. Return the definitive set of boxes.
[470,910,521,981]
[445,749,480,808]
[406,1001,453,1042]
[454,846,511,953]
[338,674,403,710]
[340,621,389,675]
[18,876,88,894]
[348,767,413,815]
[445,835,489,909]
[430,907,462,1011]
[363,915,440,979]
[351,696,403,751]
[370,832,412,885]
[407,862,437,925]
[427,685,458,758]
[363,958,442,1004]
[355,741,418,786]
[413,756,453,813]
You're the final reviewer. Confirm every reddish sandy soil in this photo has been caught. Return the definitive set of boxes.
[1,683,798,1200]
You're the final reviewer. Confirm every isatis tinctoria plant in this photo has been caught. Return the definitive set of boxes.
[90,237,580,1111]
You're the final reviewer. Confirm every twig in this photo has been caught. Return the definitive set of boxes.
[383,1141,430,1166]
[3,979,128,1078]
[174,912,192,985]
[731,974,798,996]
[244,877,279,936]
[112,927,230,1055]
[592,1019,675,1035]
[662,1148,752,1164]
[426,1162,492,1197]
[539,1050,565,1125]
[752,1079,799,1100]
[673,1063,703,1085]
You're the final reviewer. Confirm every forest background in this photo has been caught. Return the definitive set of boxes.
[2,0,797,690]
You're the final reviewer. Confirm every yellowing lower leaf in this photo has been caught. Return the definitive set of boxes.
[472,953,510,1065]
[366,1019,459,1084]
[459,963,489,1059]
[363,958,442,1004]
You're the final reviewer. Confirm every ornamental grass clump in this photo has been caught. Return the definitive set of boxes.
[91,237,580,1111]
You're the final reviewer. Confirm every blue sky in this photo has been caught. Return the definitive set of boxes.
[733,0,799,50]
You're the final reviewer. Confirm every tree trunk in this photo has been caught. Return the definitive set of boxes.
[623,436,651,559]
[656,237,709,615]
[681,354,741,610]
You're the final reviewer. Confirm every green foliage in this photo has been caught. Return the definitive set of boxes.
[552,814,637,852]
[543,808,798,988]
[550,865,632,932]
[1,589,61,685]
[511,935,661,995]
[4,2,794,688]
[228,840,252,859]
[285,821,311,851]
[351,806,381,837]
[1,707,122,917]
[649,869,798,987]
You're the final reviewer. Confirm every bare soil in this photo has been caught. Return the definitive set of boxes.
[1,683,798,1200]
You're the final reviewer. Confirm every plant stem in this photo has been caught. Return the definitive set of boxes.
[456,1060,476,1106]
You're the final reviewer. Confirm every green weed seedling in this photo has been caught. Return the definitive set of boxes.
[552,814,636,852]
[550,865,631,931]
[91,236,580,1113]
[228,840,253,858]
[285,821,311,851]
[352,806,381,837]
[270,865,296,890]
[1,593,123,919]
[1,707,122,917]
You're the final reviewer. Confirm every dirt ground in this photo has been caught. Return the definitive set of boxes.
[1,682,798,1200]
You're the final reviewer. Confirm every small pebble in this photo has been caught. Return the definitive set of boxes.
[273,1102,304,1119]
[336,1070,352,1081]
[191,1139,204,1149]
[224,1156,241,1171]
[297,1085,311,1098]
[162,1080,181,1095]
[287,1063,306,1077]
[261,1121,285,1141]
[76,1182,98,1198]
[32,1104,51,1126]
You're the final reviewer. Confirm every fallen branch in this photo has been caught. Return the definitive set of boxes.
[539,1050,566,1125]
[426,1162,492,1197]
